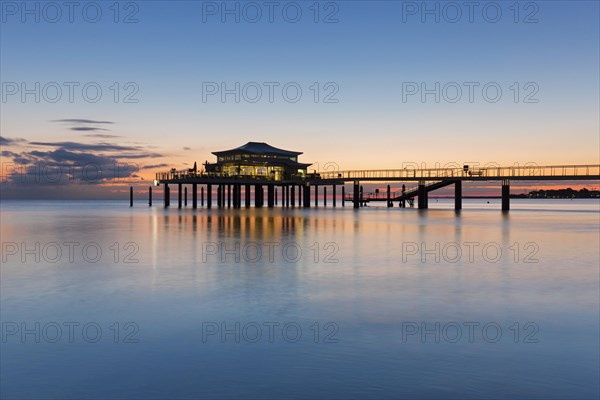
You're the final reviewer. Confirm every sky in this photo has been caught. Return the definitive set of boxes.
[0,0,599,198]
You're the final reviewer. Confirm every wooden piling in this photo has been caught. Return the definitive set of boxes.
[303,184,311,208]
[207,184,212,208]
[227,184,231,208]
[178,183,182,209]
[418,181,427,209]
[360,185,364,207]
[502,179,510,211]
[455,181,462,210]
[192,183,197,208]
[268,185,275,208]
[387,185,391,207]
[245,184,251,208]
[333,185,336,207]
[164,183,170,208]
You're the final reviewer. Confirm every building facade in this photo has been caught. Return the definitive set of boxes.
[204,142,312,181]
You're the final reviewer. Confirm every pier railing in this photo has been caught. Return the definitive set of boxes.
[156,164,600,183]
[155,169,306,182]
[316,165,600,181]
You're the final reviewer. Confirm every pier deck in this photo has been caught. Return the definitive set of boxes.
[146,164,599,211]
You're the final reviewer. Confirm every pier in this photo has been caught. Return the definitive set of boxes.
[147,163,600,212]
[135,142,600,212]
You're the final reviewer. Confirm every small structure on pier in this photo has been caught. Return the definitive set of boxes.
[204,142,311,181]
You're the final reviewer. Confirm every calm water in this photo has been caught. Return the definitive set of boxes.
[1,199,599,399]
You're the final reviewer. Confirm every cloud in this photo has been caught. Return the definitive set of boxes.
[0,136,27,146]
[2,148,140,186]
[1,133,166,199]
[183,146,191,150]
[29,148,115,166]
[70,127,110,132]
[52,119,115,135]
[83,134,123,139]
[142,163,169,169]
[52,119,114,125]
[30,141,147,153]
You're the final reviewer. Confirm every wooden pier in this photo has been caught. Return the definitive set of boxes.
[131,164,600,212]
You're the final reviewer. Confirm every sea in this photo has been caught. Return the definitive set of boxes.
[1,199,599,399]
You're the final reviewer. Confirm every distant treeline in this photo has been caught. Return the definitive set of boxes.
[524,188,600,199]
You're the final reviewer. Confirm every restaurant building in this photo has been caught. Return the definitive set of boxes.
[204,142,312,181]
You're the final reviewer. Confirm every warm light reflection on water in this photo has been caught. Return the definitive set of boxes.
[1,199,599,399]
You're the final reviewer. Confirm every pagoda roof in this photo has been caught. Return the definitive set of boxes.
[212,142,303,157]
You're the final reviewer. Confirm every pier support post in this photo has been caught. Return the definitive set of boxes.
[232,184,236,208]
[207,184,212,208]
[342,186,345,207]
[201,186,205,207]
[401,184,406,208]
[360,186,364,207]
[148,186,152,207]
[275,188,278,206]
[184,186,188,207]
[245,185,251,208]
[502,179,510,211]
[217,185,221,208]
[255,185,263,208]
[418,181,428,209]
[164,184,170,208]
[333,185,337,207]
[192,184,197,209]
[455,181,462,210]
[315,185,319,207]
[290,185,295,207]
[303,184,311,208]
[268,184,275,208]
[298,185,302,206]
[178,183,182,208]
[227,185,231,208]
[260,185,264,207]
[387,185,391,207]
[353,182,359,208]
[130,186,133,207]
[324,187,327,207]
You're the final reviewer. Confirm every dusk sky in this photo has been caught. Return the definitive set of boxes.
[1,0,599,197]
